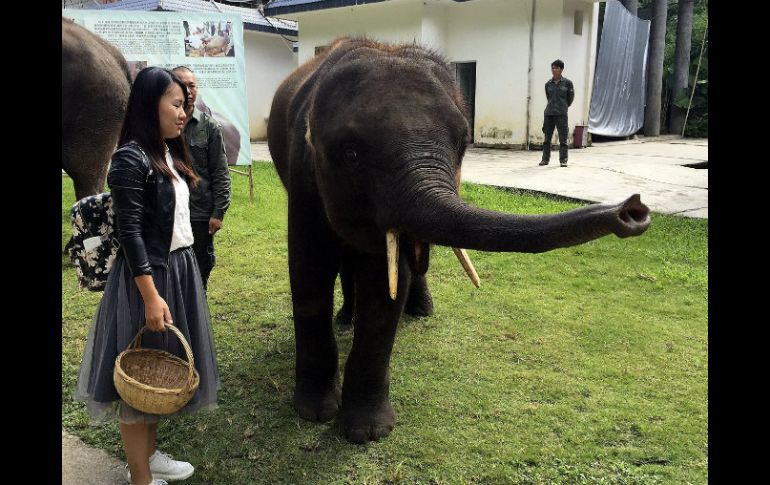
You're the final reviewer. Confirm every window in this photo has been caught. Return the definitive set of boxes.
[574,10,584,36]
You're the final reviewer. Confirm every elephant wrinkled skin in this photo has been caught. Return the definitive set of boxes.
[267,37,651,443]
[62,17,131,201]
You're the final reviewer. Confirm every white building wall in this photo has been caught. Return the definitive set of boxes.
[420,2,448,51]
[294,0,422,65]
[530,0,598,147]
[444,0,532,147]
[530,0,565,145]
[561,0,594,131]
[243,31,297,140]
[285,0,599,148]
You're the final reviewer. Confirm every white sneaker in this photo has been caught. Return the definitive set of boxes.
[126,450,195,482]
[125,478,168,485]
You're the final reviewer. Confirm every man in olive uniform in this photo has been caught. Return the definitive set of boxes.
[539,59,574,167]
[173,66,231,291]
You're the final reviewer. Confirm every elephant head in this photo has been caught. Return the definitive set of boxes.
[303,39,650,297]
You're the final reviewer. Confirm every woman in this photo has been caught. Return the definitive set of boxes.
[75,67,220,485]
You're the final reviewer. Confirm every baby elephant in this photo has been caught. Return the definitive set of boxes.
[267,37,650,443]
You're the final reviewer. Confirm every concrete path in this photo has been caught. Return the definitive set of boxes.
[62,429,127,485]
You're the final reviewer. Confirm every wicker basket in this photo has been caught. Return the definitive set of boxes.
[113,324,200,415]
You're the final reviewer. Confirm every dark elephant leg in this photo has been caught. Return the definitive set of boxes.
[288,190,342,422]
[404,272,434,317]
[335,248,355,327]
[337,250,410,443]
[71,177,98,202]
[64,142,112,201]
[67,163,108,201]
[63,153,110,255]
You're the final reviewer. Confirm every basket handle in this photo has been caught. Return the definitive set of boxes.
[128,323,197,391]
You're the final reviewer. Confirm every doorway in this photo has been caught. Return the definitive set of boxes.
[452,61,476,143]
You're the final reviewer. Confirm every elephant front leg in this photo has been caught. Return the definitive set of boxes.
[288,196,342,422]
[293,312,341,422]
[337,251,410,443]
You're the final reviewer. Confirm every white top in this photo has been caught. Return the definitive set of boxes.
[165,147,195,252]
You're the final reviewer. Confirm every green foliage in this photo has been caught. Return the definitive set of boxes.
[630,1,708,137]
[661,0,708,137]
[62,168,708,483]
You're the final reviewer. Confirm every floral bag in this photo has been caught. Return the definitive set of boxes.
[67,142,150,291]
[68,193,119,291]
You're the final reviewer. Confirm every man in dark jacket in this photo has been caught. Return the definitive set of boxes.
[173,66,231,290]
[539,59,574,167]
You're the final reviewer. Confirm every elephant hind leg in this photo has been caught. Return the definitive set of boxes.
[404,272,434,318]
[65,145,111,201]
[70,173,106,202]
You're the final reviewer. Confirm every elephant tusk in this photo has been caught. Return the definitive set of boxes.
[452,248,480,288]
[386,230,399,300]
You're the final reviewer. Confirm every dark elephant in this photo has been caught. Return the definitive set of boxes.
[62,17,131,201]
[267,37,651,444]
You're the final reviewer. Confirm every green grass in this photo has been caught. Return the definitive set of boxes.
[62,164,707,484]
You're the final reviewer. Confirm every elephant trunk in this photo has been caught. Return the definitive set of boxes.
[400,190,651,253]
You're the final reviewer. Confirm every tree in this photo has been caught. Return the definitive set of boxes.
[620,0,639,16]
[669,0,695,135]
[644,0,668,136]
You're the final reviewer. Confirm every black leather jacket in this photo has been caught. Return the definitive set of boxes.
[107,142,177,277]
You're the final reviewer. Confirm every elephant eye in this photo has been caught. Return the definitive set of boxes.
[342,144,358,162]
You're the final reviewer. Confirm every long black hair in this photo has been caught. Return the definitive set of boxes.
[118,66,198,185]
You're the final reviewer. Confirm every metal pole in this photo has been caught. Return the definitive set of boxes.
[524,0,536,151]
[248,164,254,203]
[682,17,707,137]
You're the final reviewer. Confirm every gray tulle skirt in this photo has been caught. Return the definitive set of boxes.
[74,246,220,424]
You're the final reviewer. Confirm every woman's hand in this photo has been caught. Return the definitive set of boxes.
[134,275,173,332]
[144,294,173,331]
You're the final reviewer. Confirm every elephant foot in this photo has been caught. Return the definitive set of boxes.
[337,396,396,443]
[293,380,341,422]
[335,303,353,327]
[404,288,434,318]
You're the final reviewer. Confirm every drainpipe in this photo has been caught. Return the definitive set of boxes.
[524,0,536,151]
